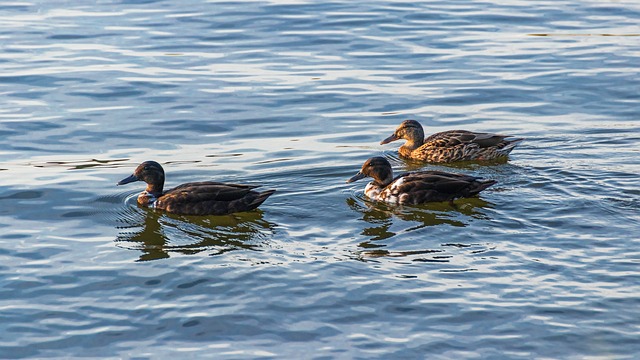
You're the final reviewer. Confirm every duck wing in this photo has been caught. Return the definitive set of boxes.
[167,181,259,201]
[156,182,271,215]
[389,171,496,204]
[425,130,512,148]
[402,171,483,193]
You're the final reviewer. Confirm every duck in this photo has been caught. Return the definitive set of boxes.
[117,161,275,216]
[380,119,523,163]
[346,157,496,205]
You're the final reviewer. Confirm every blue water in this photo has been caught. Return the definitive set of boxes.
[1,0,639,358]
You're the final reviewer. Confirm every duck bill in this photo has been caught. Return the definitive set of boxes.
[380,133,399,145]
[117,174,139,186]
[347,171,367,183]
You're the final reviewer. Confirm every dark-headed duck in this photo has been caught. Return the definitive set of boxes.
[117,161,275,216]
[347,157,496,205]
[381,120,523,163]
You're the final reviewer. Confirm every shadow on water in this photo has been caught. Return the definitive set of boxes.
[115,206,276,262]
[346,194,497,266]
[346,195,494,242]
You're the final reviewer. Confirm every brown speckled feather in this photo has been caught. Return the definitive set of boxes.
[424,130,511,148]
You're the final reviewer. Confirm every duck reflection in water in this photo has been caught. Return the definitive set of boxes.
[116,208,275,262]
[346,195,493,240]
[346,196,494,262]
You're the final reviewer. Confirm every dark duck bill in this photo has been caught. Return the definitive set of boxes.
[346,171,367,183]
[379,133,400,145]
[117,174,139,185]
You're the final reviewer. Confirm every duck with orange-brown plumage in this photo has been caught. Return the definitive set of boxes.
[381,120,523,163]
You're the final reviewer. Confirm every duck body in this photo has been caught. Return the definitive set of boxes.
[118,161,275,216]
[381,120,522,163]
[347,157,496,205]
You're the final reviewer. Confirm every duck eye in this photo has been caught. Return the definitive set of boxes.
[143,166,149,171]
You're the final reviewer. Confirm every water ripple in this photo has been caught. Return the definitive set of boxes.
[1,0,639,358]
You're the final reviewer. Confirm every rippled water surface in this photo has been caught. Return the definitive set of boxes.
[1,0,639,358]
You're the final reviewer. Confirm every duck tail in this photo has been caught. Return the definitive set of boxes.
[471,179,497,196]
[248,189,276,210]
[498,138,524,156]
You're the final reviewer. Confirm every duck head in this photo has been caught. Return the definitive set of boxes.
[117,160,165,194]
[380,119,425,145]
[347,157,394,187]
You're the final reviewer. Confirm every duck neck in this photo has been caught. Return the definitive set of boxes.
[401,136,423,152]
[373,173,394,188]
[145,182,164,197]
[400,126,425,154]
